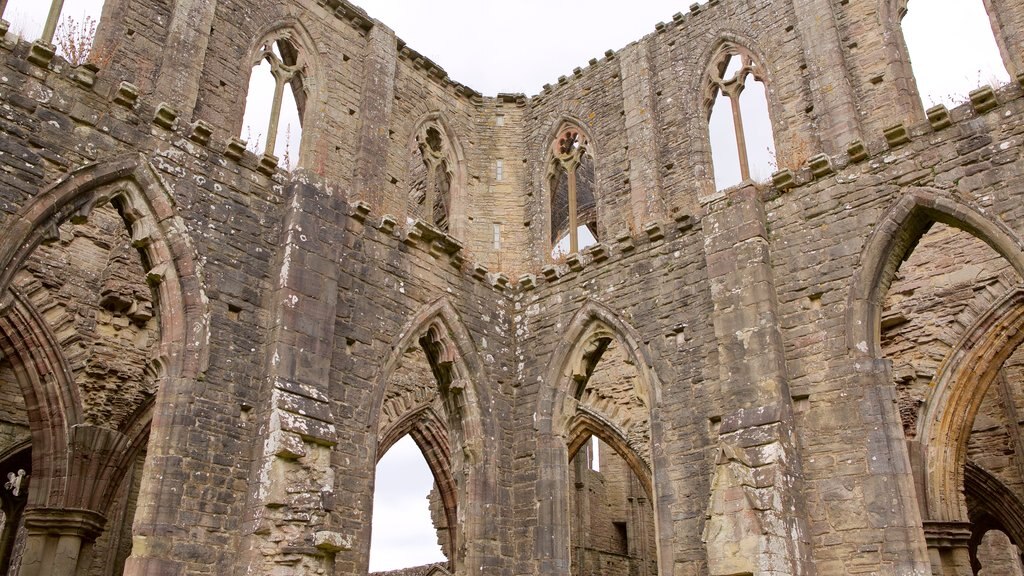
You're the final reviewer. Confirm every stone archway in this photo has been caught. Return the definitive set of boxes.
[0,156,207,576]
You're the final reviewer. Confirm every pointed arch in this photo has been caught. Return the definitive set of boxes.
[377,405,458,559]
[846,187,1024,358]
[368,297,497,573]
[534,300,669,575]
[405,112,469,239]
[964,461,1024,551]
[0,155,208,570]
[240,19,324,167]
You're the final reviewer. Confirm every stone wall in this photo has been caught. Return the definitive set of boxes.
[0,0,1021,574]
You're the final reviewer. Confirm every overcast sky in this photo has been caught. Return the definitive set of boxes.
[0,0,1011,572]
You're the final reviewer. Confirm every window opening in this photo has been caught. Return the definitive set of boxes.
[705,46,776,191]
[495,159,504,182]
[902,0,1010,109]
[549,125,598,259]
[241,37,305,169]
[2,0,103,63]
[409,125,454,232]
[492,223,501,251]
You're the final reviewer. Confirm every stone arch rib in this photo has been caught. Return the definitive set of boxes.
[964,461,1024,549]
[920,286,1024,523]
[846,187,1024,358]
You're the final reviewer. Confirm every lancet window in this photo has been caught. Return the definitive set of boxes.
[548,124,597,258]
[408,125,455,233]
[241,34,307,168]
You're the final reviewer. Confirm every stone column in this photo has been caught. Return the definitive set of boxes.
[923,521,973,576]
[18,508,105,576]
[619,41,667,230]
[700,184,814,576]
[238,180,351,574]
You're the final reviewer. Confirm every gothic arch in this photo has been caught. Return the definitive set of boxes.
[534,300,669,575]
[405,112,469,239]
[377,404,458,558]
[0,155,208,571]
[697,36,780,192]
[846,187,1024,358]
[368,297,497,573]
[964,462,1024,551]
[565,410,653,500]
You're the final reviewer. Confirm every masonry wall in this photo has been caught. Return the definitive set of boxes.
[0,0,1022,574]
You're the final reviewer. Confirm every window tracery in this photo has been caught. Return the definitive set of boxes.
[548,124,597,258]
[704,42,776,191]
[408,125,455,233]
[241,34,308,168]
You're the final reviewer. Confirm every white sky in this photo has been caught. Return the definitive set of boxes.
[0,0,1012,571]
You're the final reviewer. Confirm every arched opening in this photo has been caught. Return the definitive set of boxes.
[704,42,776,191]
[851,190,1024,574]
[369,434,448,573]
[901,0,1010,109]
[241,35,306,169]
[408,126,453,233]
[548,124,598,259]
[536,306,666,576]
[568,434,657,576]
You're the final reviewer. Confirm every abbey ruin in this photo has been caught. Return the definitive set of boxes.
[0,0,1022,573]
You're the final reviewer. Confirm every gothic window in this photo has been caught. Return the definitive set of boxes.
[241,35,307,169]
[548,124,597,259]
[901,0,1009,109]
[408,125,455,233]
[705,43,776,191]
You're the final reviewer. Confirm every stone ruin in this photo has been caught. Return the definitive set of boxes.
[0,0,1021,574]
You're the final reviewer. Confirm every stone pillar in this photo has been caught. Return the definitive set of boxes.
[619,41,667,229]
[18,508,105,576]
[151,0,220,116]
[351,23,398,212]
[923,521,973,576]
[238,180,351,574]
[789,0,863,155]
[700,184,813,576]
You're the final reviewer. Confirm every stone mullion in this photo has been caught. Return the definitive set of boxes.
[700,184,812,576]
[727,85,750,182]
[262,65,288,159]
[567,160,579,254]
[39,0,64,45]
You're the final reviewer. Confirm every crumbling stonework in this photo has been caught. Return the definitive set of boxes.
[0,0,1021,574]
